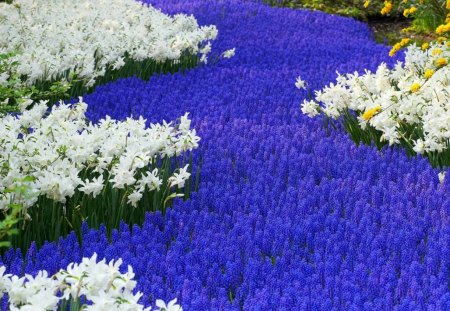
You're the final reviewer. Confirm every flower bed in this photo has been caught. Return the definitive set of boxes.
[0,0,217,101]
[301,41,450,167]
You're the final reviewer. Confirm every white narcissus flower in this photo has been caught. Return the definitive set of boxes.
[128,190,143,207]
[155,298,183,311]
[137,169,163,192]
[301,100,319,117]
[79,175,105,198]
[222,48,236,59]
[295,76,306,90]
[168,165,191,188]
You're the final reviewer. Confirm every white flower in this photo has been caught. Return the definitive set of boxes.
[295,76,307,90]
[79,175,105,198]
[168,165,190,188]
[300,100,319,117]
[137,169,163,192]
[127,190,143,207]
[155,298,183,311]
[222,48,235,59]
[438,171,446,184]
[200,54,208,64]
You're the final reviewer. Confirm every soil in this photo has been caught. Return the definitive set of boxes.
[366,16,434,45]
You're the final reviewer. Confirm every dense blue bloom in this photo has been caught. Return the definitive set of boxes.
[2,0,448,310]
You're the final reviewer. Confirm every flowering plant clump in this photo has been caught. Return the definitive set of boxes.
[0,52,71,114]
[365,0,450,54]
[0,253,182,311]
[301,40,450,167]
[0,0,217,95]
[0,98,199,250]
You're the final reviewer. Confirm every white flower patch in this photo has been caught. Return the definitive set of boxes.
[0,98,199,209]
[300,42,450,155]
[0,254,182,311]
[0,0,217,86]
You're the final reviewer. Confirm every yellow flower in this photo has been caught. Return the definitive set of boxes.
[437,36,448,43]
[389,43,401,57]
[403,0,408,3]
[421,42,429,50]
[362,106,381,121]
[436,23,450,35]
[364,0,370,8]
[381,1,393,15]
[402,27,413,33]
[424,69,434,79]
[403,9,410,17]
[436,58,448,67]
[400,38,410,45]
[447,0,450,9]
[389,38,410,56]
[409,6,417,14]
[432,48,443,55]
[410,83,421,93]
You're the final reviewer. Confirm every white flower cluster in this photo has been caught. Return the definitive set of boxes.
[0,98,198,209]
[301,42,450,154]
[0,253,182,311]
[0,0,217,86]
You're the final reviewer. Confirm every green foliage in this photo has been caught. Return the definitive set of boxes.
[0,52,72,114]
[410,0,447,33]
[264,0,382,19]
[0,50,198,114]
[324,111,450,169]
[0,176,37,249]
[53,52,199,103]
[9,156,197,252]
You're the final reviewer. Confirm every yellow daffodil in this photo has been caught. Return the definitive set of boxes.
[410,83,421,93]
[381,1,393,15]
[362,106,381,121]
[436,58,448,67]
[424,69,434,79]
[432,48,443,56]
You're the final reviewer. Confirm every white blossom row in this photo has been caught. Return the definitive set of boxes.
[0,0,217,86]
[0,98,198,209]
[301,42,450,154]
[0,254,182,311]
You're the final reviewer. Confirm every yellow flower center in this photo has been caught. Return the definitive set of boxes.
[436,58,448,67]
[362,106,381,121]
[432,48,443,56]
[410,83,421,93]
[424,69,434,79]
